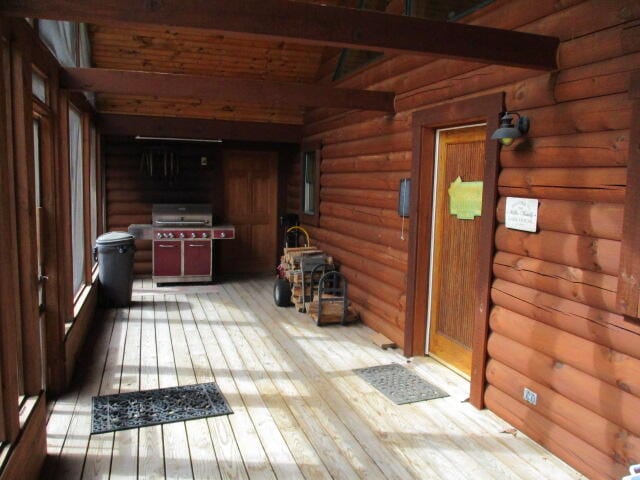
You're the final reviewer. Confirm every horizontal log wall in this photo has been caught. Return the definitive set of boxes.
[290,1,640,478]
[104,139,287,275]
[105,139,223,274]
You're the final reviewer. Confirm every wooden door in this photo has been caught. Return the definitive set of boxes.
[221,150,278,274]
[428,125,486,377]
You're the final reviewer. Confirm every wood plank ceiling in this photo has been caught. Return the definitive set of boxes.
[90,24,327,124]
[89,0,357,125]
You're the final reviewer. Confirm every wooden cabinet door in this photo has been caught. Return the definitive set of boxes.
[428,125,486,378]
[220,151,278,274]
[153,241,181,276]
[183,240,212,276]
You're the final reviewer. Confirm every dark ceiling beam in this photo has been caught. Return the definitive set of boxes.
[61,68,396,112]
[97,114,302,143]
[1,0,558,70]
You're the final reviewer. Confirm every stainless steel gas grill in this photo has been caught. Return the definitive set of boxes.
[151,204,235,284]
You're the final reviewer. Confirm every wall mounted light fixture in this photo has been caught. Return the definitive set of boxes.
[490,112,530,146]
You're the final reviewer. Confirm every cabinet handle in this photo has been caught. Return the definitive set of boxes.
[158,244,177,248]
[187,244,206,247]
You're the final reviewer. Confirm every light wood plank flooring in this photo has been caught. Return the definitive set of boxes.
[44,276,585,479]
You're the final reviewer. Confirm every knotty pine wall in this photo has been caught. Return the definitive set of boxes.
[289,1,640,478]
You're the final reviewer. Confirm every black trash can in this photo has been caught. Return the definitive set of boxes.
[95,232,135,307]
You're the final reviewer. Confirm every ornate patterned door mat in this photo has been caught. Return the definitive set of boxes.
[353,363,448,405]
[91,382,232,434]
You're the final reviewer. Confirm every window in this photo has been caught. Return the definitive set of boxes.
[300,147,321,226]
[303,151,316,215]
[31,70,47,104]
[69,106,85,296]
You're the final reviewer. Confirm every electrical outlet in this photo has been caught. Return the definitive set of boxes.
[200,156,208,166]
[523,387,537,406]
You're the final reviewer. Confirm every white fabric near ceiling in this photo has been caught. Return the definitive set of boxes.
[69,106,85,294]
[38,20,96,105]
[78,23,91,68]
[38,20,77,67]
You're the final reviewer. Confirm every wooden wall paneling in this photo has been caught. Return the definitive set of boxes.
[306,225,407,271]
[0,396,46,480]
[10,26,43,397]
[484,386,626,480]
[496,198,623,240]
[500,130,629,168]
[405,93,502,408]
[491,279,640,355]
[487,332,640,439]
[493,252,618,313]
[494,227,620,277]
[0,0,560,70]
[617,72,640,317]
[486,358,640,469]
[0,28,20,443]
[490,306,640,399]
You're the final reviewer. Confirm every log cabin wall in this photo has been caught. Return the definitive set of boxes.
[289,1,640,478]
[104,138,292,275]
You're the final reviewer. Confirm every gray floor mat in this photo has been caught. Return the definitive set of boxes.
[354,363,449,405]
[91,382,232,434]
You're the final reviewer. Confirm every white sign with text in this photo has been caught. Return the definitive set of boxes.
[505,197,539,232]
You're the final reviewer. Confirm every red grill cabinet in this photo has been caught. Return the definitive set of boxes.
[152,226,234,284]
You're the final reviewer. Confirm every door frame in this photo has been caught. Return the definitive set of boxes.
[405,93,503,408]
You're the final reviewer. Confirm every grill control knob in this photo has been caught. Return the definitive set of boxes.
[167,232,174,239]
[179,232,185,238]
[220,232,226,238]
[201,232,208,238]
[156,233,162,239]
[191,232,196,238]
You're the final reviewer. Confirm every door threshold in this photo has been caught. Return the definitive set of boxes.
[427,352,471,381]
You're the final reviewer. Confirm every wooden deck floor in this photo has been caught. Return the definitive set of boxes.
[44,276,584,480]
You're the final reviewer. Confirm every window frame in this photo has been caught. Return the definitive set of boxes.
[62,92,97,319]
[617,72,640,320]
[68,102,86,299]
[299,143,321,227]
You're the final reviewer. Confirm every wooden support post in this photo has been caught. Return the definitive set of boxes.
[0,0,559,70]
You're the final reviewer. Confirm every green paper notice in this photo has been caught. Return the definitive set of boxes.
[448,177,483,220]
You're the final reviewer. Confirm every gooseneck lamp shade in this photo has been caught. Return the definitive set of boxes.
[491,112,530,146]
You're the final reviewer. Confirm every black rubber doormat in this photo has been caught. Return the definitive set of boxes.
[353,363,448,405]
[91,382,232,434]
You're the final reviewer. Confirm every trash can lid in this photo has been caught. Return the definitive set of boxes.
[96,231,135,246]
